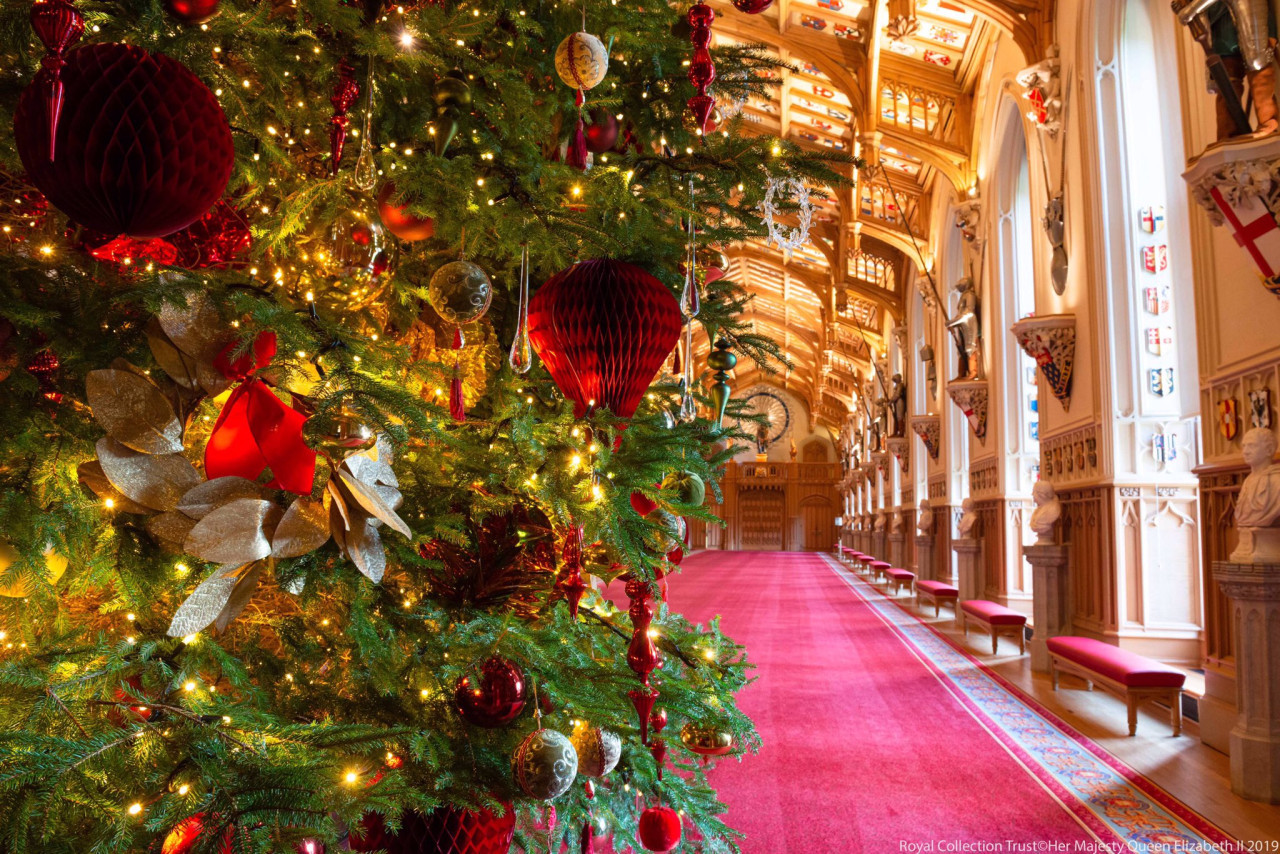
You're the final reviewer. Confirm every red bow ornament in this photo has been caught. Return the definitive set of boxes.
[205,332,317,495]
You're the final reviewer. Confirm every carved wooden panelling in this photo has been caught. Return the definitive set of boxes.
[1059,487,1117,635]
[1199,467,1246,665]
[1041,423,1101,483]
[739,489,786,551]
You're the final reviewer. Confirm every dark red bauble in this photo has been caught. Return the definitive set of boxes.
[455,656,527,727]
[637,806,683,852]
[14,43,234,239]
[732,0,774,12]
[584,109,619,154]
[349,806,516,854]
[377,182,435,242]
[528,259,682,420]
[630,491,659,516]
[165,0,221,23]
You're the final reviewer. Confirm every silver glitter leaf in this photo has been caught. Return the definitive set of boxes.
[86,368,183,455]
[336,469,411,538]
[345,517,386,583]
[146,319,200,390]
[77,460,153,515]
[214,562,263,632]
[184,499,282,566]
[96,438,201,512]
[146,511,197,550]
[271,495,331,559]
[178,477,263,520]
[167,563,246,637]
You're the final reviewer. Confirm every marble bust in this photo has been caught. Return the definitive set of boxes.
[957,497,978,537]
[1230,427,1280,562]
[874,510,887,532]
[917,499,934,535]
[1028,481,1061,544]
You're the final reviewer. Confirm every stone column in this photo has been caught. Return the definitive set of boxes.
[916,534,935,580]
[954,538,982,602]
[1023,543,1070,672]
[1212,561,1280,803]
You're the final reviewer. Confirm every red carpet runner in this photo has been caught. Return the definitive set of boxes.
[648,550,1234,853]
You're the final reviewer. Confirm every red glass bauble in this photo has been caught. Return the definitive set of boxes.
[731,0,774,12]
[350,807,515,854]
[630,491,659,516]
[14,43,234,238]
[455,656,527,727]
[377,182,435,242]
[584,108,619,154]
[528,259,682,419]
[74,199,250,270]
[161,814,233,854]
[637,806,682,852]
[165,0,220,23]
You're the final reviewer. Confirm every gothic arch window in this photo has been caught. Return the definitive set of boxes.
[993,96,1041,494]
[1091,0,1199,470]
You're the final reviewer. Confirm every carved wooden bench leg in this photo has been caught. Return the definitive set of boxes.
[1171,692,1183,736]
[1051,659,1059,690]
[991,625,998,655]
[1127,696,1139,737]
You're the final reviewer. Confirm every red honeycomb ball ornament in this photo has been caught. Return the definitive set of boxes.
[349,807,515,854]
[732,0,774,12]
[528,259,682,420]
[455,656,527,727]
[14,43,233,238]
[637,806,682,852]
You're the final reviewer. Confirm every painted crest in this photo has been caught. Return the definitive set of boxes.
[1250,387,1272,428]
[1153,434,1172,463]
[1143,285,1171,315]
[1138,205,1166,234]
[1219,398,1240,440]
[1141,244,1169,274]
[1148,367,1175,397]
[1026,87,1048,124]
[1144,326,1173,356]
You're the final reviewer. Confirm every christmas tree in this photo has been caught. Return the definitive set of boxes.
[0,0,851,851]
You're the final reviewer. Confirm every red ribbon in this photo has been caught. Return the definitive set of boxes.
[204,331,317,495]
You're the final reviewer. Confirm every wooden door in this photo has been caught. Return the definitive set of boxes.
[739,489,785,550]
[802,497,834,551]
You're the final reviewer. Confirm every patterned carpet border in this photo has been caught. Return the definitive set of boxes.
[819,553,1237,849]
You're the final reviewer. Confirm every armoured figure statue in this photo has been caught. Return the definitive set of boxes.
[946,277,982,380]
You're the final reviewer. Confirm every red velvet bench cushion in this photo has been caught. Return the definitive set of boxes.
[915,580,958,597]
[886,568,915,581]
[960,599,1027,626]
[868,560,890,570]
[1046,637,1185,689]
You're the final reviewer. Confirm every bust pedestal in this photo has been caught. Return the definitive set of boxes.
[915,534,935,580]
[1212,561,1280,803]
[953,538,982,602]
[1023,542,1070,672]
[1229,526,1280,564]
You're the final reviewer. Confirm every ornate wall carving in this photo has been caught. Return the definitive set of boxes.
[1040,423,1101,483]
[969,457,1000,497]
[1058,487,1115,637]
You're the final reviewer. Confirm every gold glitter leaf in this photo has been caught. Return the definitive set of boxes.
[178,477,264,520]
[345,517,386,583]
[86,368,183,455]
[96,438,201,512]
[184,499,282,566]
[146,511,197,550]
[271,496,331,559]
[146,319,200,390]
[214,562,264,633]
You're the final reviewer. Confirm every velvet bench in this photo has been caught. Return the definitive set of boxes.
[914,579,958,616]
[1047,636,1184,737]
[959,600,1027,655]
[886,568,915,596]
[867,560,891,583]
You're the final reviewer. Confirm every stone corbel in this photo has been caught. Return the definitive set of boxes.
[1010,314,1076,410]
[885,436,910,474]
[1183,135,1280,297]
[946,380,989,443]
[872,452,891,475]
[911,414,941,460]
[1014,45,1063,137]
[953,199,983,254]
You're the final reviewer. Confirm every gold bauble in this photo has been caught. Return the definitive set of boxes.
[680,721,734,756]
[570,721,622,778]
[0,543,68,598]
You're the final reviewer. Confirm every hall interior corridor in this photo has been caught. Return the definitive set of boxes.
[640,550,1280,852]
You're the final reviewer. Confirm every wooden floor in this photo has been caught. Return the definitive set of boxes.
[899,595,1280,843]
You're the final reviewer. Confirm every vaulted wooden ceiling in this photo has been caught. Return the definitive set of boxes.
[707,0,1050,429]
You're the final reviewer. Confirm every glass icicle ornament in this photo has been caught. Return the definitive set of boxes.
[352,58,377,192]
[678,319,696,422]
[508,243,532,374]
[679,181,701,319]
